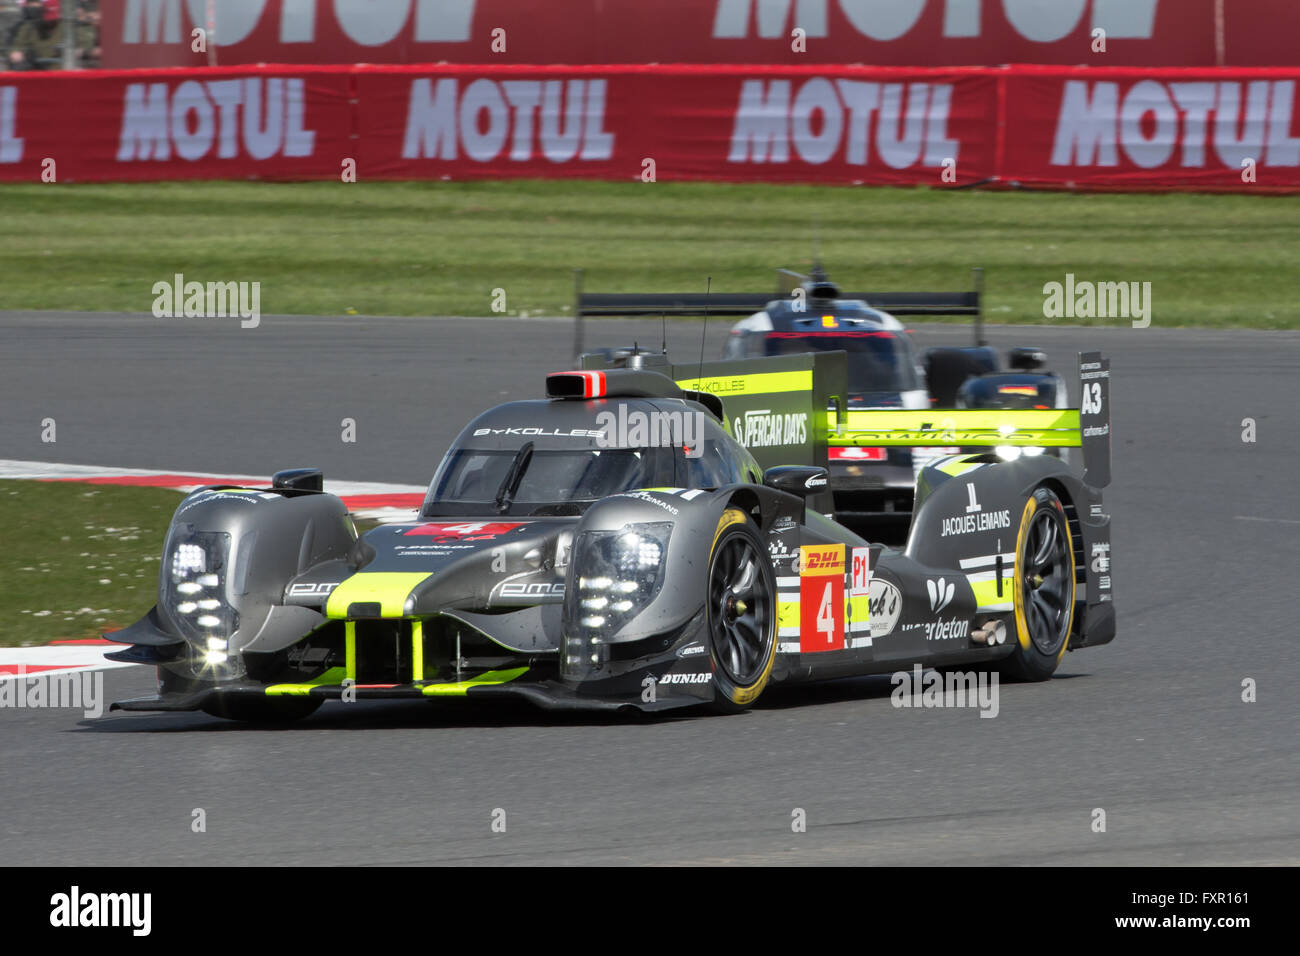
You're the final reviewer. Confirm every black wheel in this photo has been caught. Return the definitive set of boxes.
[1001,487,1077,681]
[201,695,322,723]
[706,509,777,713]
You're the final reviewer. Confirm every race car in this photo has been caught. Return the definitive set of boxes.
[575,266,1069,525]
[105,349,1115,721]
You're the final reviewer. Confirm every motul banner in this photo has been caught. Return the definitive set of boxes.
[102,0,1300,70]
[352,65,997,185]
[1003,65,1300,190]
[1,64,1297,192]
[0,66,351,181]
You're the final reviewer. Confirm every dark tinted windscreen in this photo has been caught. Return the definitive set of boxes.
[765,331,920,392]
[425,448,664,512]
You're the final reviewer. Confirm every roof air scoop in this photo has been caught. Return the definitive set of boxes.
[805,263,840,302]
[546,369,691,401]
[545,370,607,399]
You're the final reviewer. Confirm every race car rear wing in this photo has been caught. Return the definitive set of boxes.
[572,267,986,355]
[578,346,1110,492]
[827,351,1111,489]
[577,349,849,470]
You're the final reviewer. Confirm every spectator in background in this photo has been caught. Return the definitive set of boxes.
[7,0,58,70]
[4,0,97,71]
[75,0,97,67]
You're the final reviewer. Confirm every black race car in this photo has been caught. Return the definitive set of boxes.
[105,349,1115,721]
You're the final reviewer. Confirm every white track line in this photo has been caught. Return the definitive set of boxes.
[1,461,434,669]
[0,644,135,682]
[0,459,427,520]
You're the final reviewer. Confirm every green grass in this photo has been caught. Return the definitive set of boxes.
[0,482,181,647]
[1,180,1298,326]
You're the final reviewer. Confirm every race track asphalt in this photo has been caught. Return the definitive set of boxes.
[1,311,1296,865]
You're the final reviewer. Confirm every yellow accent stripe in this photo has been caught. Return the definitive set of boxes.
[674,370,814,395]
[932,456,986,477]
[842,409,1080,430]
[345,621,356,681]
[847,592,870,623]
[265,667,348,697]
[420,667,529,697]
[1013,496,1037,651]
[829,408,1082,447]
[411,619,424,682]
[325,572,433,619]
[969,577,1011,608]
[778,599,799,631]
[265,665,528,697]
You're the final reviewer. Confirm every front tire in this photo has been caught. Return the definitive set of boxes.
[1001,487,1076,682]
[706,509,777,713]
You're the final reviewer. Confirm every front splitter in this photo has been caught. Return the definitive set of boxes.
[110,679,703,715]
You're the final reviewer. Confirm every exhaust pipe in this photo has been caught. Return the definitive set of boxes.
[971,620,1007,646]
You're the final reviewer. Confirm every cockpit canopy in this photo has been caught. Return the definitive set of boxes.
[420,398,761,517]
[426,446,672,516]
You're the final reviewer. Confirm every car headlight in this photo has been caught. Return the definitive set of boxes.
[564,522,672,671]
[162,528,239,661]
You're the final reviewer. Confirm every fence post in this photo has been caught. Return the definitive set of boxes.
[61,0,77,70]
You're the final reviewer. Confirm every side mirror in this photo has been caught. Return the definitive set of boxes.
[763,465,829,497]
[1008,347,1047,370]
[272,467,324,493]
[829,394,846,434]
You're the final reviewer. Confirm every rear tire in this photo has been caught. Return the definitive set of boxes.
[706,509,777,713]
[201,696,322,723]
[1000,487,1076,682]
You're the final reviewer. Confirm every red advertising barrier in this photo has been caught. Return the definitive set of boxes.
[352,65,998,185]
[102,0,1299,70]
[1,64,1297,192]
[0,65,352,182]
[1004,65,1300,190]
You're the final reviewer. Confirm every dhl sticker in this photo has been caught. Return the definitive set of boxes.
[800,544,844,577]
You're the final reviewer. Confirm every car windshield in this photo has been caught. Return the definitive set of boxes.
[423,447,667,516]
[764,331,921,393]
